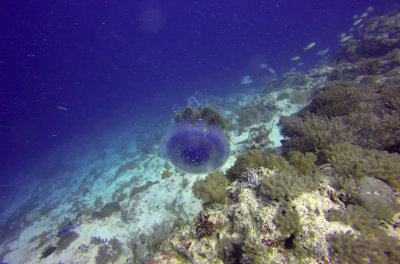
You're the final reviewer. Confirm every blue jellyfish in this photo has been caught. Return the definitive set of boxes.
[160,120,230,173]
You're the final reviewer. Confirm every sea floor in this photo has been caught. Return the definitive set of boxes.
[0,65,357,263]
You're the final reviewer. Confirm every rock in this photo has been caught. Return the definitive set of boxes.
[356,177,398,219]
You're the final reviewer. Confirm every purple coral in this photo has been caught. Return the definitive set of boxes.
[239,168,264,189]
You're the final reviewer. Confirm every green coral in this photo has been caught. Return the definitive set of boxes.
[277,92,290,101]
[327,231,382,264]
[327,229,400,264]
[325,204,400,263]
[259,153,320,202]
[260,170,320,202]
[192,171,227,204]
[327,142,400,189]
[343,205,380,237]
[288,151,317,175]
[226,150,265,182]
[227,150,316,182]
[305,81,362,117]
[278,113,351,159]
[289,89,311,105]
[273,205,303,236]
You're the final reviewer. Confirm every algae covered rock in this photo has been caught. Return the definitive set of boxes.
[92,202,121,219]
[246,125,272,151]
[273,205,303,236]
[356,177,398,219]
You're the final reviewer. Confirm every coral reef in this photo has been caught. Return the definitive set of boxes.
[225,149,265,182]
[276,71,310,90]
[273,204,303,236]
[337,11,400,62]
[192,171,227,204]
[173,106,228,129]
[5,10,400,264]
[260,169,320,202]
[327,142,400,188]
[246,125,272,151]
[238,168,264,190]
[142,10,400,264]
[94,237,123,264]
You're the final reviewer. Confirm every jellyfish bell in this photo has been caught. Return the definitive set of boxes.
[160,119,230,173]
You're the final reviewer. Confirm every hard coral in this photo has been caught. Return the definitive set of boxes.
[304,81,362,117]
[260,170,319,202]
[327,142,400,189]
[192,171,227,204]
[279,113,351,161]
[195,212,215,238]
[226,149,265,182]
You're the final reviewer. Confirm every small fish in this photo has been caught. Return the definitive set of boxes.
[57,221,79,237]
[259,63,267,69]
[340,35,352,43]
[38,246,56,261]
[317,48,330,56]
[304,42,316,51]
[291,56,300,61]
[241,75,253,85]
[361,12,368,18]
[267,67,277,76]
[57,106,68,111]
[353,18,362,26]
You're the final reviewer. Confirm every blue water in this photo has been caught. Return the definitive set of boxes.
[0,0,397,258]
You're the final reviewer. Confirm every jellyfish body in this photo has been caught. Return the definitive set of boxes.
[160,120,230,173]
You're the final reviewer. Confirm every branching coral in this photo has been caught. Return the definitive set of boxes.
[226,150,265,182]
[327,230,400,264]
[279,113,352,160]
[260,170,320,202]
[304,81,363,117]
[327,142,400,189]
[93,236,123,264]
[192,171,227,204]
[195,212,215,239]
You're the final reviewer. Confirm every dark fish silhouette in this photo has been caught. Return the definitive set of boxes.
[38,246,56,261]
[57,221,79,237]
